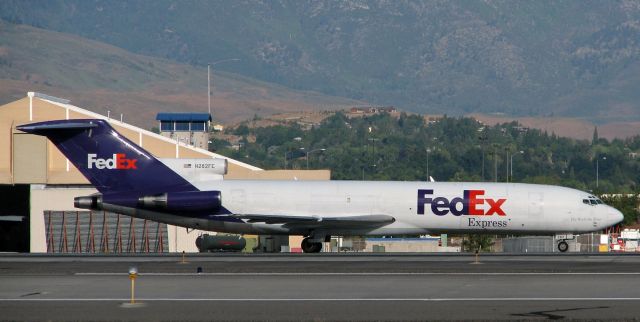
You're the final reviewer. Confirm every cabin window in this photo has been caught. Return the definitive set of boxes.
[589,199,598,205]
[583,199,589,205]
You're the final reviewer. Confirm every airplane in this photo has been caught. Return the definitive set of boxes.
[17,119,624,253]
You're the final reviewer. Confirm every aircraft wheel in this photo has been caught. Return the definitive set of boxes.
[557,240,569,253]
[301,238,322,253]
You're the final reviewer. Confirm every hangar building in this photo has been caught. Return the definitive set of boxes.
[0,92,329,253]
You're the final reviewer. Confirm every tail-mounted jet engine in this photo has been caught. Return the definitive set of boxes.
[74,190,222,213]
[138,191,221,212]
[74,194,102,210]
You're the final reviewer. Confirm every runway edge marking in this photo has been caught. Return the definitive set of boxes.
[3,298,640,302]
[74,272,640,276]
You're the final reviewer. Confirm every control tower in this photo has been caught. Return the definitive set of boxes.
[156,113,212,150]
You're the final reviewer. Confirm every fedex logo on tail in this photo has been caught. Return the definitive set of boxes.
[417,189,506,216]
[87,153,138,170]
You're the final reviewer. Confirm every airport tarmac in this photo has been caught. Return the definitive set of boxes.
[2,253,640,321]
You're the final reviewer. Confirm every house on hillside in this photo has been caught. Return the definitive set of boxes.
[348,106,398,118]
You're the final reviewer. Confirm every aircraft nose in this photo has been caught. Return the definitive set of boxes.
[607,207,624,226]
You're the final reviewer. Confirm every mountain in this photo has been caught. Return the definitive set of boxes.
[0,20,363,128]
[2,1,640,122]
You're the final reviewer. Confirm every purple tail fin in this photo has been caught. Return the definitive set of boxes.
[17,119,196,194]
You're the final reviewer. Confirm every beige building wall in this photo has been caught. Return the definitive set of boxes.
[226,169,330,180]
[161,131,208,150]
[30,185,225,253]
[1,92,330,183]
[29,186,97,252]
[13,134,47,183]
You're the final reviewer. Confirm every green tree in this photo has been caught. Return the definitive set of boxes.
[462,235,495,252]
[601,195,640,225]
[217,112,640,197]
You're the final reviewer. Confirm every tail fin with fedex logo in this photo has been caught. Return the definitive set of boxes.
[16,119,196,194]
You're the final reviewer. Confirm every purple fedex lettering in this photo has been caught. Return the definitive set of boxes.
[417,189,433,215]
[417,189,506,216]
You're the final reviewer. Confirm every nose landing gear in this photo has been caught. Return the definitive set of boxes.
[557,240,569,252]
[555,233,575,253]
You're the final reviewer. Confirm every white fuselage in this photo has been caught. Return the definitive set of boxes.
[22,119,623,240]
[125,180,620,236]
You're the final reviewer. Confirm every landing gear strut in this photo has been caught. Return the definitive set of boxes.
[301,238,322,253]
[557,240,569,252]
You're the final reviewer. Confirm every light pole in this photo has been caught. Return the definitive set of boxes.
[478,132,488,181]
[208,58,240,116]
[596,156,607,188]
[368,138,379,175]
[481,146,485,181]
[505,148,509,183]
[510,150,524,182]
[426,148,431,180]
[493,146,498,182]
[305,148,326,169]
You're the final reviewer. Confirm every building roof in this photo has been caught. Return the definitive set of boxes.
[156,113,212,122]
[23,93,260,171]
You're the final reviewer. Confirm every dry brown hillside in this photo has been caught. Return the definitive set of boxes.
[0,21,364,129]
[471,114,640,141]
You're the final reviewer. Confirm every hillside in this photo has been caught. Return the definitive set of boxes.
[3,1,640,122]
[0,20,363,128]
[224,109,640,141]
[218,111,640,192]
[215,111,640,223]
[471,114,640,141]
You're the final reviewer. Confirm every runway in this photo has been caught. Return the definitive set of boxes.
[2,253,640,321]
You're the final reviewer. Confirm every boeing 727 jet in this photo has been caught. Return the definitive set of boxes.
[17,119,623,252]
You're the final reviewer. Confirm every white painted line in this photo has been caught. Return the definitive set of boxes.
[74,272,640,276]
[2,298,640,302]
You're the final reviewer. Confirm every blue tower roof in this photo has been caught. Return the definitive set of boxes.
[156,113,212,122]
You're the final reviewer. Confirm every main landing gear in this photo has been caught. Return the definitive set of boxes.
[301,238,322,253]
[301,234,330,253]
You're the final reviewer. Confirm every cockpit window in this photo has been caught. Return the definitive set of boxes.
[584,196,605,206]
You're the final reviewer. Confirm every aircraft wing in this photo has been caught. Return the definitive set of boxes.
[231,214,395,228]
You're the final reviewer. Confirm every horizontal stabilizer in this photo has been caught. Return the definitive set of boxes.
[17,122,97,133]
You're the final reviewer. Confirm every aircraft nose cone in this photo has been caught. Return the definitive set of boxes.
[608,207,624,226]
